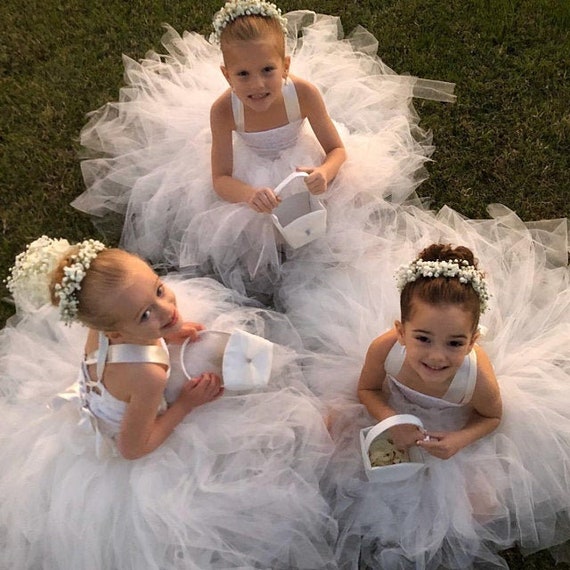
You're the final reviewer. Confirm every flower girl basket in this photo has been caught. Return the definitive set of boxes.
[271,171,327,249]
[179,329,274,391]
[360,414,427,482]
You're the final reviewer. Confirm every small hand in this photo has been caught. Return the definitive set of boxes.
[296,166,327,195]
[389,424,424,451]
[178,372,224,411]
[247,187,281,213]
[416,430,463,459]
[164,321,205,344]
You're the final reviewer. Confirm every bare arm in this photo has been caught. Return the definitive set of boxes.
[210,92,280,212]
[294,77,346,194]
[115,364,223,460]
[359,328,426,449]
[358,329,399,420]
[418,344,502,459]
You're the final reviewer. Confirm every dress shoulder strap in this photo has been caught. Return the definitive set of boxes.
[231,90,245,132]
[283,79,302,122]
[443,349,478,404]
[384,342,406,377]
[85,333,170,381]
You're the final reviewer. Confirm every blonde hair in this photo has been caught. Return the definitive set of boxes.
[50,248,141,330]
[221,14,286,59]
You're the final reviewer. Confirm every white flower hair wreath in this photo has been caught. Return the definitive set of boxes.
[211,0,288,44]
[5,236,106,324]
[395,258,490,313]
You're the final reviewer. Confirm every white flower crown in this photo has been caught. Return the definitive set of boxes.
[5,236,106,324]
[395,258,490,313]
[211,0,288,44]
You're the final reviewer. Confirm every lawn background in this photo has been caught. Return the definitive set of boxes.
[0,1,569,567]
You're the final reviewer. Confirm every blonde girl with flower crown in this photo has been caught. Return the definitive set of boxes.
[73,0,456,300]
[194,0,346,298]
[0,236,338,569]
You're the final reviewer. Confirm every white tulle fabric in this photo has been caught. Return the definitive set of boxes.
[278,202,570,568]
[0,277,337,570]
[72,11,454,297]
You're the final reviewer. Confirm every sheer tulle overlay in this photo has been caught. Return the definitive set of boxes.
[0,277,338,570]
[278,201,570,569]
[72,11,454,297]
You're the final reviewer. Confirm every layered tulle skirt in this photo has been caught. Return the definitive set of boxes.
[0,277,338,570]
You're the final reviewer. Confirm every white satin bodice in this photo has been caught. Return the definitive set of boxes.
[231,80,305,159]
[384,342,477,432]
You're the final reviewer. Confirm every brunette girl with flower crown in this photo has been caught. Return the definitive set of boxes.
[72,0,455,300]
[309,242,570,569]
[0,236,337,569]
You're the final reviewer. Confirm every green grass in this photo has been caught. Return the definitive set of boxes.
[0,1,569,566]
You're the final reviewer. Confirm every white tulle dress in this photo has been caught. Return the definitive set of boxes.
[72,10,455,298]
[277,201,570,568]
[0,277,338,570]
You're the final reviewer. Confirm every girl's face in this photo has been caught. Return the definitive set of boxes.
[395,299,478,387]
[221,36,290,113]
[104,257,182,344]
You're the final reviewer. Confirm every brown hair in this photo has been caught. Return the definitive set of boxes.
[220,14,286,58]
[400,244,482,331]
[50,248,141,330]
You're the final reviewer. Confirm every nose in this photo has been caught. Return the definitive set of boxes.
[427,345,446,364]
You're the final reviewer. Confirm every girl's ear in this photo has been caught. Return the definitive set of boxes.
[105,330,124,343]
[221,65,231,85]
[468,329,480,351]
[394,320,406,345]
[282,55,291,79]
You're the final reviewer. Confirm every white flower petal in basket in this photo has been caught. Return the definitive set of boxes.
[271,171,327,249]
[180,329,274,391]
[360,414,426,483]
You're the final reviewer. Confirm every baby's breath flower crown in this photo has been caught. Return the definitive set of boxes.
[211,0,288,44]
[395,258,490,313]
[5,236,106,324]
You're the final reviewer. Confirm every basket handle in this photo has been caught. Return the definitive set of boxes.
[273,171,309,197]
[179,330,229,380]
[363,414,424,451]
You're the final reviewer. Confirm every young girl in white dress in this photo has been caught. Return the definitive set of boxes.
[0,236,337,570]
[308,241,570,569]
[71,0,455,299]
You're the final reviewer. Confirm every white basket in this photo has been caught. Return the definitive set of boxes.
[271,172,327,249]
[360,414,426,482]
[179,329,274,391]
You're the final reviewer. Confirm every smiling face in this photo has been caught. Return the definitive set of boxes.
[395,299,478,387]
[221,35,290,114]
[102,257,182,344]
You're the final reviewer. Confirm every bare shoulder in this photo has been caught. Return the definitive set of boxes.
[367,328,400,360]
[104,361,168,402]
[290,75,323,104]
[210,88,233,125]
[472,344,502,414]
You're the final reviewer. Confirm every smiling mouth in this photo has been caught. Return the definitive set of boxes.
[422,362,447,372]
[163,309,179,329]
[249,93,269,100]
